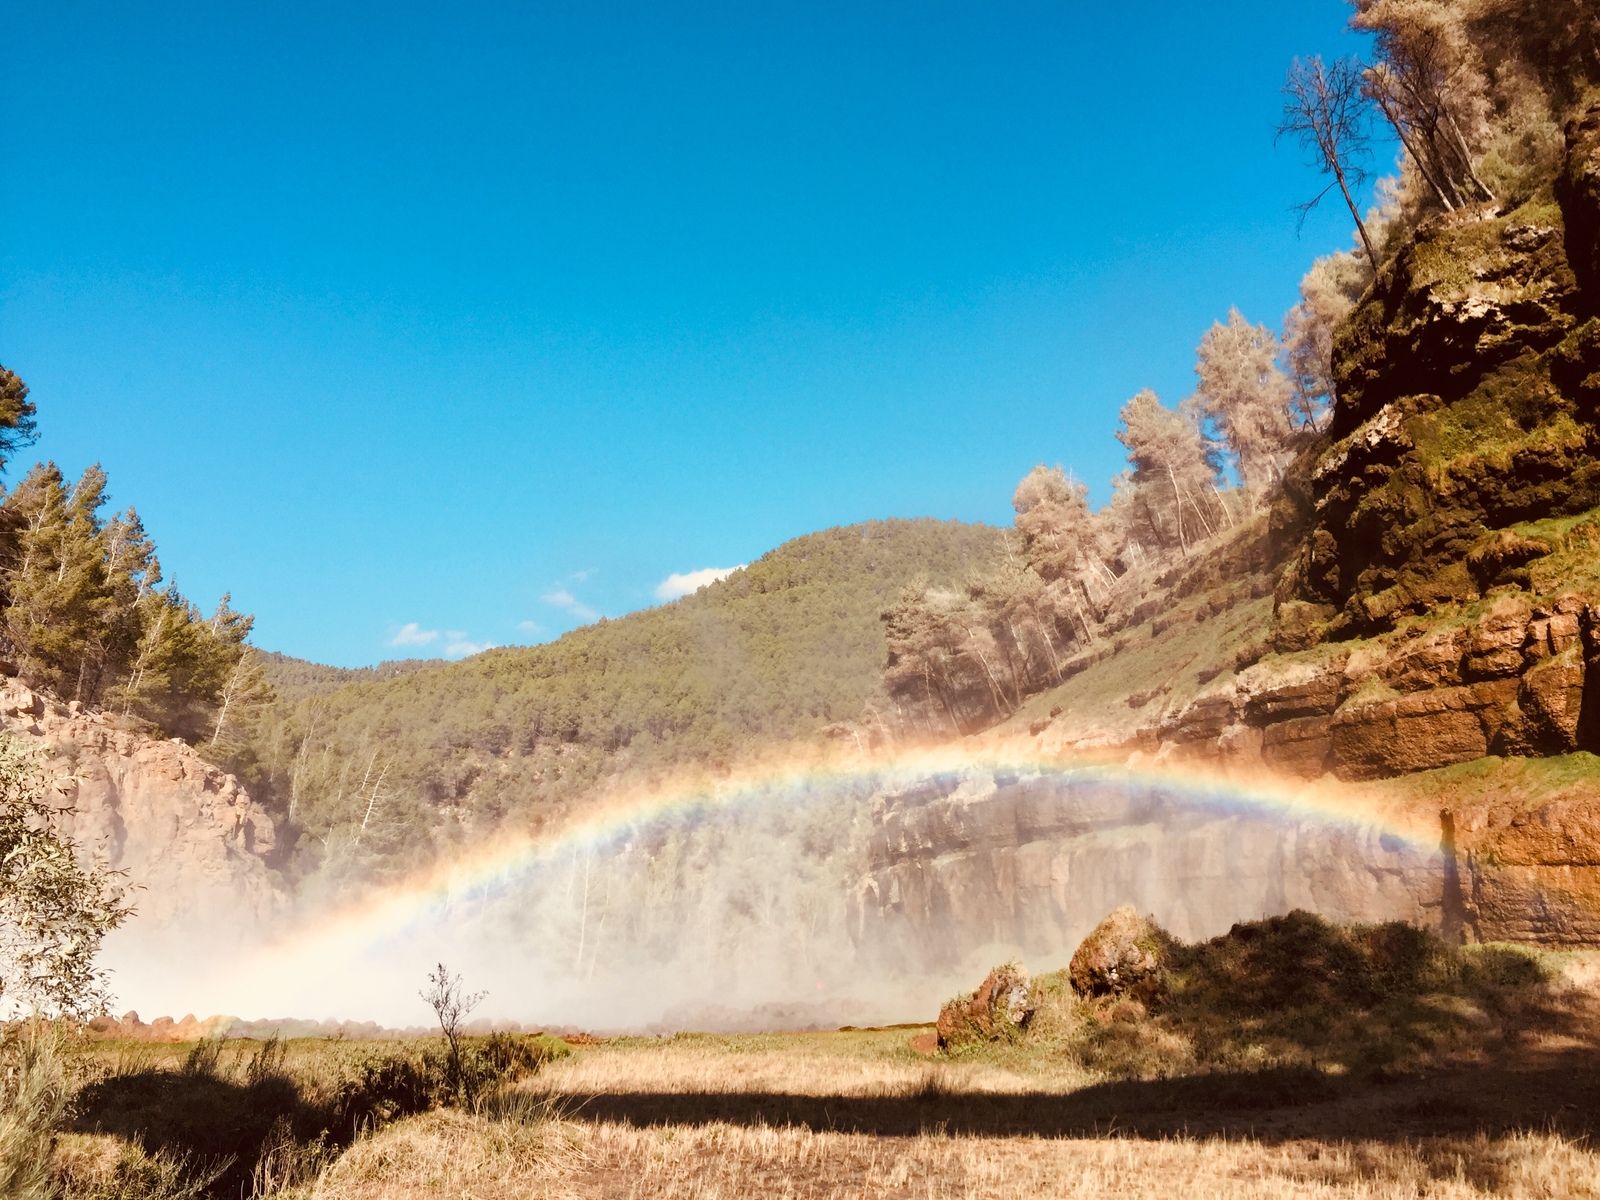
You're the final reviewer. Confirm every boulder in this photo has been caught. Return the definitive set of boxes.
[1068,905,1167,998]
[935,963,1033,1049]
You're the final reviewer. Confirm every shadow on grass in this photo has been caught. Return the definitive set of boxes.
[552,1055,1600,1142]
[68,1071,308,1198]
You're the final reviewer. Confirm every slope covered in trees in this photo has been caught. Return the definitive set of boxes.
[257,652,444,705]
[0,368,267,764]
[243,519,1003,883]
[876,0,1600,788]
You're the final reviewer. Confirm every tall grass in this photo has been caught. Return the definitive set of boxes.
[0,1027,66,1200]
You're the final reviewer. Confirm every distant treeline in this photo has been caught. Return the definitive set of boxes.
[247,519,1003,884]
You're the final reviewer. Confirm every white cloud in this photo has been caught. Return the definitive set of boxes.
[444,632,492,658]
[516,619,544,635]
[389,622,439,647]
[542,588,600,623]
[655,565,745,601]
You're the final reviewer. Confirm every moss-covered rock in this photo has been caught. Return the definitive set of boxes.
[1283,166,1600,639]
[1558,94,1600,299]
[935,963,1033,1050]
[1068,905,1171,999]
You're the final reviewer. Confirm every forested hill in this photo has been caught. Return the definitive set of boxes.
[257,652,445,705]
[253,517,1003,881]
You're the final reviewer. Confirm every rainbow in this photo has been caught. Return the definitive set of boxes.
[166,742,1448,1024]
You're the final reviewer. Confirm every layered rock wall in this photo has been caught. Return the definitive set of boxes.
[1050,591,1600,782]
[852,765,1600,967]
[851,770,1449,974]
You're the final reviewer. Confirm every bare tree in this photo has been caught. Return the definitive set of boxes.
[1279,56,1378,265]
[1361,23,1495,212]
[421,962,485,1103]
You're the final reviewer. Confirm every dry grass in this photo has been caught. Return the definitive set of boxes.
[49,999,1600,1198]
[298,1112,1600,1199]
[530,1030,1090,1098]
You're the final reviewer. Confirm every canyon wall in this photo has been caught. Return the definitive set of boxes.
[852,763,1600,970]
[852,769,1447,974]
[1038,591,1599,783]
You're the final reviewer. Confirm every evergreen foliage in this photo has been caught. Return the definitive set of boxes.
[257,653,444,706]
[0,450,267,753]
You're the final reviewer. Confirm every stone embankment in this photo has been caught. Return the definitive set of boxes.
[0,680,284,923]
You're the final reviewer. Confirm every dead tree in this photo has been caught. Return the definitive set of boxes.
[1279,56,1378,264]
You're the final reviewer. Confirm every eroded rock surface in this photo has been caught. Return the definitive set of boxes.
[0,681,285,923]
[852,769,1449,976]
[853,759,1600,973]
[1034,591,1600,783]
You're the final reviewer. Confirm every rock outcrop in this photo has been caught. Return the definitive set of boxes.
[935,963,1032,1049]
[1034,589,1599,782]
[851,769,1452,977]
[1272,85,1600,667]
[0,681,285,923]
[1067,905,1166,998]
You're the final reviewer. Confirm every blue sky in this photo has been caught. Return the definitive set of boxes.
[0,1,1380,667]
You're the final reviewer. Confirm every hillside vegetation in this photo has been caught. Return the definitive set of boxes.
[247,519,1002,881]
[870,1,1600,792]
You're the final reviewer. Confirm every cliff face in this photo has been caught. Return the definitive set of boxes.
[851,760,1600,962]
[996,98,1600,788]
[0,681,285,924]
[852,769,1445,973]
[1278,96,1600,642]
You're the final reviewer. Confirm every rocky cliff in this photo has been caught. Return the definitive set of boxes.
[851,768,1440,975]
[861,105,1600,956]
[0,681,285,924]
[998,96,1600,787]
[851,758,1600,965]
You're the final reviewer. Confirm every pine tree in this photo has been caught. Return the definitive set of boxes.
[1,464,119,701]
[0,367,39,475]
[1114,390,1225,556]
[1191,308,1297,507]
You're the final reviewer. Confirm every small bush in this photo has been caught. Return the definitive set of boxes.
[243,1035,287,1087]
[1014,910,1553,1082]
[324,1044,442,1135]
[54,1139,230,1200]
[1165,911,1468,1015]
[179,1038,227,1080]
